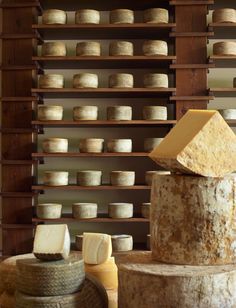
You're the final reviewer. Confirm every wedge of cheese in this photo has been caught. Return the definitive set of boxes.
[83,233,112,265]
[33,224,70,261]
[149,110,236,177]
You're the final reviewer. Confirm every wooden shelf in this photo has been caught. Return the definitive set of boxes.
[33,56,176,69]
[32,152,149,158]
[210,23,236,39]
[32,185,151,191]
[170,1,213,5]
[0,160,37,165]
[0,128,35,134]
[32,120,176,127]
[170,96,213,101]
[32,88,176,98]
[209,56,236,68]
[170,64,215,69]
[226,120,236,127]
[0,1,40,8]
[32,214,149,223]
[33,23,176,40]
[0,192,37,197]
[0,97,40,102]
[0,224,34,229]
[210,88,236,98]
[170,32,213,37]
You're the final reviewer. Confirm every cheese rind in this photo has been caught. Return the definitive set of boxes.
[33,224,70,261]
[83,233,112,265]
[149,110,236,177]
[151,174,236,265]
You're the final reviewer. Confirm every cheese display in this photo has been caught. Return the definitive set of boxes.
[0,291,15,308]
[33,224,70,260]
[82,233,112,265]
[85,257,118,290]
[149,110,236,177]
[0,253,33,294]
[111,235,133,252]
[16,255,85,296]
[151,174,236,265]
[118,252,236,308]
[15,275,108,308]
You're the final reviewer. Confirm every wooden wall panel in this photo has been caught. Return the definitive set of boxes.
[2,102,33,128]
[2,197,33,224]
[176,69,208,96]
[1,165,33,192]
[2,229,34,256]
[2,134,33,160]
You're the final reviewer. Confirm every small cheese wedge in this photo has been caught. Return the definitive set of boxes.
[83,233,112,265]
[33,224,70,261]
[149,110,236,177]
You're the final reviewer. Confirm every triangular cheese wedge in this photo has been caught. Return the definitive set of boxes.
[149,110,236,177]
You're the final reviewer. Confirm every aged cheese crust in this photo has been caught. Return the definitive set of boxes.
[151,174,236,265]
[118,252,236,308]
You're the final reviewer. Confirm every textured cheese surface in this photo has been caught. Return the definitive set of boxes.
[118,252,236,308]
[83,233,112,265]
[149,110,236,177]
[33,224,70,260]
[85,257,118,290]
[151,174,236,265]
[107,290,118,308]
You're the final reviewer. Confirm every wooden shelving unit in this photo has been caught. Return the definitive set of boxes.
[32,185,151,191]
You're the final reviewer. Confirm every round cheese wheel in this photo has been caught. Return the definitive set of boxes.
[213,41,236,56]
[38,105,63,121]
[111,235,133,252]
[42,9,67,25]
[41,42,66,57]
[110,9,134,24]
[212,8,236,23]
[39,74,64,89]
[75,9,100,24]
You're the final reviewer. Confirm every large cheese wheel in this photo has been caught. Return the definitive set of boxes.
[16,275,108,308]
[118,252,236,308]
[16,254,85,296]
[0,291,15,308]
[0,253,34,294]
[151,174,236,265]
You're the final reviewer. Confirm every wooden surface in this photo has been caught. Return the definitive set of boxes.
[32,185,151,191]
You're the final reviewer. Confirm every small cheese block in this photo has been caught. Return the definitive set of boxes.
[33,224,70,261]
[149,109,236,177]
[107,290,118,308]
[0,291,15,308]
[83,233,112,265]
[85,257,118,290]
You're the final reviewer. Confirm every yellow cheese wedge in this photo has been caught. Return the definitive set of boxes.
[85,257,118,290]
[83,233,112,265]
[149,110,236,177]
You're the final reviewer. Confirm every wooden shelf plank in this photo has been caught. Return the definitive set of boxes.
[170,1,213,4]
[0,224,34,229]
[209,23,236,28]
[170,64,215,69]
[0,192,37,197]
[170,32,214,37]
[170,96,213,101]
[226,120,236,127]
[32,152,149,158]
[33,23,176,40]
[0,160,36,165]
[0,97,39,102]
[32,88,176,98]
[210,88,236,98]
[0,128,35,134]
[33,56,176,69]
[32,120,176,127]
[32,185,151,191]
[209,56,236,68]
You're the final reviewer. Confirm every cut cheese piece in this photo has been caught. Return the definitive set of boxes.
[118,252,236,308]
[151,174,236,265]
[83,233,112,265]
[33,224,70,260]
[107,290,118,308]
[0,291,15,308]
[149,109,236,177]
[85,257,118,290]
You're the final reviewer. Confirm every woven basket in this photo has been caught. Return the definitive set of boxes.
[42,42,67,57]
[0,292,15,308]
[143,40,168,56]
[39,74,64,89]
[75,9,100,24]
[42,9,67,25]
[16,255,85,296]
[15,275,108,308]
[76,42,101,56]
[110,9,134,24]
[212,8,236,23]
[109,41,133,56]
[213,41,236,56]
[144,8,169,23]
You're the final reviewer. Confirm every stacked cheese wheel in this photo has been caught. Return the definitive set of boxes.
[118,110,236,307]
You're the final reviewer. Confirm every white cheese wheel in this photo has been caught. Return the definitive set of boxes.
[110,171,135,186]
[39,74,64,89]
[143,40,168,56]
[108,203,133,219]
[73,106,98,120]
[43,171,69,186]
[144,8,169,23]
[0,292,15,308]
[73,73,98,88]
[144,138,164,152]
[107,139,132,153]
[85,257,118,290]
[0,253,34,294]
[109,74,134,88]
[219,108,236,120]
[79,138,104,153]
[41,42,66,57]
[42,138,68,153]
[17,254,85,296]
[73,203,98,219]
[111,235,133,252]
[143,106,167,120]
[109,41,133,56]
[38,105,63,121]
[107,289,118,308]
[213,41,236,56]
[144,73,168,88]
[75,9,100,24]
[118,252,236,308]
[110,9,134,24]
[36,203,62,219]
[151,174,236,265]
[212,8,236,23]
[107,106,132,120]
[76,42,101,56]
[42,9,67,25]
[77,170,102,186]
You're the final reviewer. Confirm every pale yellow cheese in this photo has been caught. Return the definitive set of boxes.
[149,110,236,177]
[83,233,112,265]
[33,224,70,261]
[107,289,118,308]
[85,257,118,290]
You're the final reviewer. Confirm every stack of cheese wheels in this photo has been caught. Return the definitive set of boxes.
[118,110,236,307]
[212,8,236,23]
[213,41,236,55]
[83,233,118,308]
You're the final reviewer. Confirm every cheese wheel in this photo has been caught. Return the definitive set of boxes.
[79,138,104,153]
[75,9,100,24]
[109,74,134,88]
[144,8,169,23]
[73,203,98,219]
[77,170,102,186]
[111,235,133,252]
[76,42,101,56]
[219,108,236,120]
[85,257,118,290]
[15,275,108,308]
[151,174,236,265]
[73,106,98,120]
[107,290,118,308]
[212,9,236,23]
[41,42,66,57]
[0,292,15,308]
[16,254,85,296]
[42,9,67,25]
[143,40,168,56]
[0,254,33,294]
[110,9,134,24]
[43,171,69,186]
[75,235,83,251]
[146,234,151,250]
[145,170,170,185]
[141,203,150,219]
[109,41,133,56]
[38,105,63,121]
[109,203,133,219]
[39,74,64,88]
[143,106,167,120]
[144,138,164,152]
[118,252,236,308]
[144,73,168,88]
[73,73,98,88]
[107,106,132,121]
[36,203,62,219]
[213,41,236,56]
[110,171,135,186]
[42,138,68,153]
